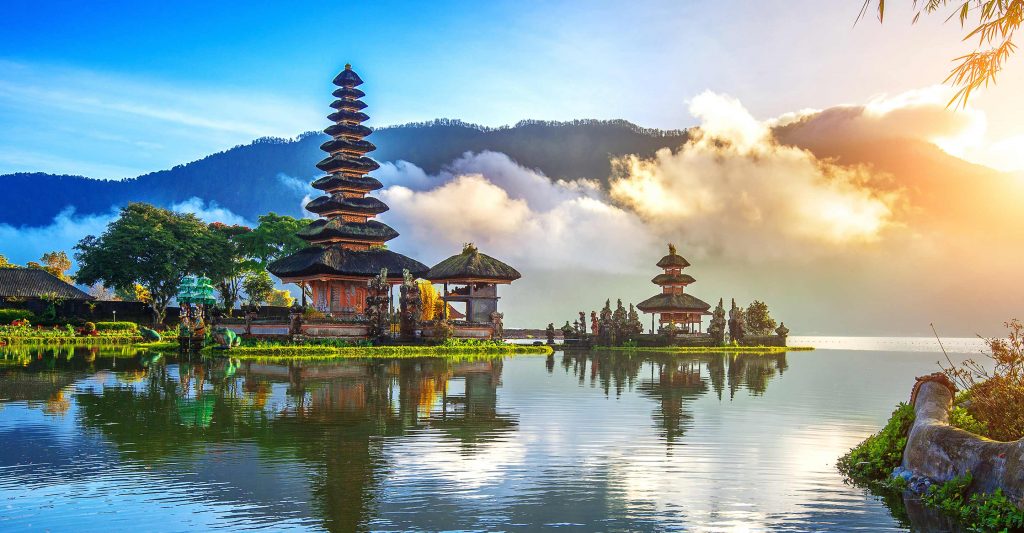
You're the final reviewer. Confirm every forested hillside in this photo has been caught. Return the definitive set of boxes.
[1,119,689,226]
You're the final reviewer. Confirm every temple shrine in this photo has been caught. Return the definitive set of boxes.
[636,244,711,334]
[261,65,520,340]
[269,65,429,317]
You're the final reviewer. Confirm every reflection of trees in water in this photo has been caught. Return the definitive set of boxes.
[558,350,789,444]
[43,352,513,532]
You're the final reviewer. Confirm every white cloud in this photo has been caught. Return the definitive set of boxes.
[609,92,900,258]
[0,208,117,267]
[169,197,253,227]
[379,152,658,274]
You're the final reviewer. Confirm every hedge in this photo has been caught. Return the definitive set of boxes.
[95,321,139,333]
[0,309,35,323]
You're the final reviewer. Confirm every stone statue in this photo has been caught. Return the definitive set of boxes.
[627,304,644,336]
[365,268,391,339]
[490,311,504,340]
[139,326,161,342]
[598,299,613,345]
[211,327,241,349]
[560,321,576,341]
[728,298,746,342]
[578,312,587,336]
[775,322,790,338]
[398,269,422,341]
[288,306,303,336]
[545,323,556,345]
[590,311,599,338]
[708,298,727,345]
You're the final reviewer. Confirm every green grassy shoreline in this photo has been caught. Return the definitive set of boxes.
[0,335,144,345]
[202,343,554,359]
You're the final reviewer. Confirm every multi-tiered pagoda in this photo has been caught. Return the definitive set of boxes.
[269,65,427,316]
[636,244,711,333]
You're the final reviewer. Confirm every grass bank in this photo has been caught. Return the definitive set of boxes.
[202,340,554,360]
[0,335,144,345]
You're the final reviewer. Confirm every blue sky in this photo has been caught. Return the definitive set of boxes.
[1,0,1021,179]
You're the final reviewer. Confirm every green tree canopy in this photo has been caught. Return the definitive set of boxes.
[243,270,275,306]
[745,300,778,336]
[205,223,256,314]
[235,213,307,268]
[74,203,217,325]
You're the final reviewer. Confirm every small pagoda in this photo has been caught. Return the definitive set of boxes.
[636,244,711,333]
[427,244,520,325]
[269,65,428,316]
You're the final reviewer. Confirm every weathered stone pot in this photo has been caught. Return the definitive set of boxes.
[902,374,1024,506]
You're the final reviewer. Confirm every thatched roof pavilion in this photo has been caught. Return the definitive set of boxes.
[426,244,520,324]
[426,244,521,284]
[637,244,710,333]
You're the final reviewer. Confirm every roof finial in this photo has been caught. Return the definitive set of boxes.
[345,63,352,70]
[462,242,478,255]
[668,243,676,255]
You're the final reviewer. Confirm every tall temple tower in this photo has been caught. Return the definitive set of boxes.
[269,65,427,316]
[636,244,711,333]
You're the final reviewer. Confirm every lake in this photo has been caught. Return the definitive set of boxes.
[0,337,991,531]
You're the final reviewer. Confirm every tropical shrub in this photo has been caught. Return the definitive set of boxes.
[943,319,1024,441]
[921,473,1024,531]
[95,321,139,333]
[0,309,34,323]
[837,402,915,481]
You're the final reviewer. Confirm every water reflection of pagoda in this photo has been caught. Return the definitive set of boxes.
[560,350,789,442]
[67,355,514,531]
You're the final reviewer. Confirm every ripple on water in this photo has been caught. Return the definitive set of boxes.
[0,347,948,531]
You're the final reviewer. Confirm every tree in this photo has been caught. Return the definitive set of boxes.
[745,300,777,336]
[242,270,275,306]
[418,280,441,320]
[40,251,73,282]
[860,0,1021,106]
[235,213,307,268]
[266,289,294,307]
[206,223,256,314]
[75,203,215,325]
[0,255,12,268]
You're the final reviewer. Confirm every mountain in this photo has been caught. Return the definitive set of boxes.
[0,119,689,226]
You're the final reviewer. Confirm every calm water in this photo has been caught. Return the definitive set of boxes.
[0,338,990,532]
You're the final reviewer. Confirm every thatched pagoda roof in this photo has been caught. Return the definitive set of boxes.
[332,64,364,87]
[320,137,375,155]
[0,267,93,300]
[297,219,399,243]
[268,245,427,279]
[324,123,372,138]
[656,244,691,269]
[330,98,367,111]
[315,154,380,174]
[311,174,383,193]
[305,195,389,216]
[332,86,365,99]
[426,244,521,283]
[327,110,370,124]
[636,293,710,313]
[651,273,696,285]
